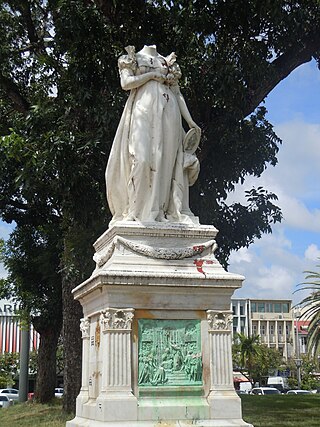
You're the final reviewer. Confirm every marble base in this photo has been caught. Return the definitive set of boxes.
[67,222,252,427]
[67,417,252,426]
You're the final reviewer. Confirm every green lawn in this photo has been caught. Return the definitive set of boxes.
[0,400,73,427]
[241,394,320,427]
[0,395,319,427]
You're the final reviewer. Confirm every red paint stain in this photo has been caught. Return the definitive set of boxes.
[193,259,216,275]
[194,259,204,274]
[193,245,205,253]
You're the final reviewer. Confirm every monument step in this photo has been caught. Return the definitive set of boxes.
[67,417,253,426]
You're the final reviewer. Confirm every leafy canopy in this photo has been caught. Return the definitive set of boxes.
[7,1,320,263]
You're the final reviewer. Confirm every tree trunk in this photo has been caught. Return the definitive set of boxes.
[62,272,83,413]
[35,328,61,402]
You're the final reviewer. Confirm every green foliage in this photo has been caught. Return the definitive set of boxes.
[0,348,64,388]
[233,333,261,382]
[251,345,284,384]
[6,0,320,265]
[300,355,320,390]
[281,355,320,390]
[0,351,19,387]
[297,259,320,357]
[1,225,62,333]
[233,334,284,384]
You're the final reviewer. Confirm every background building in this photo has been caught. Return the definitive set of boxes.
[231,298,296,360]
[0,299,39,354]
[0,297,306,361]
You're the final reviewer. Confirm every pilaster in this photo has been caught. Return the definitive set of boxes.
[96,308,137,422]
[76,317,90,414]
[207,310,242,420]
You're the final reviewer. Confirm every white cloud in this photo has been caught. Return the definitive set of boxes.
[227,120,320,234]
[279,193,320,232]
[229,247,253,264]
[274,121,320,200]
[304,244,320,261]
[230,226,319,304]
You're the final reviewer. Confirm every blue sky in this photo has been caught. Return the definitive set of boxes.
[1,61,320,306]
[229,60,320,303]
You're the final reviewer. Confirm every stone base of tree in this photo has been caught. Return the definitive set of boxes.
[66,222,253,427]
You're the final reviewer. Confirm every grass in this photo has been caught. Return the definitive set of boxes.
[241,394,320,427]
[0,400,73,427]
[0,395,319,426]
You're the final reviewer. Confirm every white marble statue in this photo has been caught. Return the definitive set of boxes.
[106,45,201,225]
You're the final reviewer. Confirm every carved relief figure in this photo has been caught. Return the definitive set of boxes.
[138,319,202,387]
[138,346,154,384]
[106,45,201,225]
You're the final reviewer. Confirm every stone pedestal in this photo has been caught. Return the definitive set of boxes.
[66,222,252,427]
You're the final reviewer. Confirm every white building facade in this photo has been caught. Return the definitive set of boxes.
[0,299,39,354]
[231,298,296,360]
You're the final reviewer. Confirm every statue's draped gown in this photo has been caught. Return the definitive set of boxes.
[106,49,199,225]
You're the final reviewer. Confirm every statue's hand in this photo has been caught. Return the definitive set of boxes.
[151,71,166,84]
[188,120,201,135]
[165,73,176,85]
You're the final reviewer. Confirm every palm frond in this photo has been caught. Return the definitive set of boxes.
[296,259,320,356]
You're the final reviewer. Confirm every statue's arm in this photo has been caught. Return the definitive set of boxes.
[120,68,165,91]
[170,84,200,131]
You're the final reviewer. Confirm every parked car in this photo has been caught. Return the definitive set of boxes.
[250,387,281,395]
[0,388,19,401]
[286,390,312,395]
[0,395,12,408]
[55,388,64,398]
[267,376,289,393]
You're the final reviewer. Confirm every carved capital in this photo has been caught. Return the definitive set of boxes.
[100,308,135,331]
[80,317,90,338]
[207,310,233,332]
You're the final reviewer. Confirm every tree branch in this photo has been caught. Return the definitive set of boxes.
[18,0,40,45]
[0,198,29,211]
[0,73,30,114]
[92,0,116,20]
[244,32,320,117]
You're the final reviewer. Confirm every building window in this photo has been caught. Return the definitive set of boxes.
[232,305,236,315]
[286,325,290,336]
[274,303,281,313]
[240,305,245,316]
[301,337,307,346]
[266,303,272,313]
[252,324,257,335]
[260,324,266,335]
[240,318,245,334]
[251,302,256,312]
[269,324,274,335]
[258,303,265,313]
[282,303,289,313]
[278,324,283,335]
